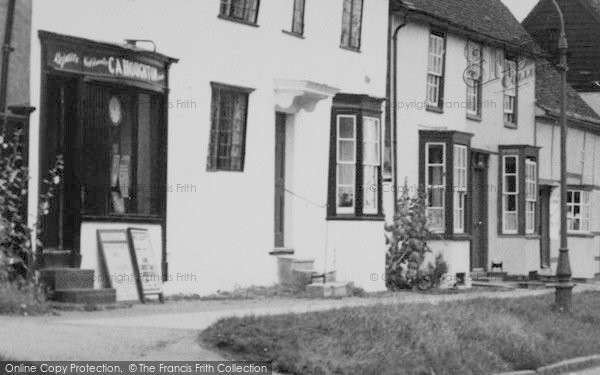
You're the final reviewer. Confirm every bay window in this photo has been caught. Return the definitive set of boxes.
[567,190,591,233]
[419,131,472,235]
[498,146,538,235]
[329,94,384,219]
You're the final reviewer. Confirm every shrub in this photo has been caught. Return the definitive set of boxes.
[384,180,447,290]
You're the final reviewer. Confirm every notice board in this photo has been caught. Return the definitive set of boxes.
[97,230,139,301]
[127,228,163,302]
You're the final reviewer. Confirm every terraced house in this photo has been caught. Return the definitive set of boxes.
[28,0,390,299]
[386,0,543,284]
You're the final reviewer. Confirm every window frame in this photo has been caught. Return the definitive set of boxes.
[465,40,483,119]
[340,0,364,51]
[503,55,519,128]
[335,114,357,214]
[419,131,473,237]
[328,94,384,220]
[426,30,446,111]
[525,159,537,234]
[218,0,261,26]
[498,146,539,236]
[502,155,519,234]
[453,144,468,234]
[207,82,255,172]
[567,189,591,234]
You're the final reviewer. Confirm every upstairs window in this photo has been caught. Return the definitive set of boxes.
[567,190,591,233]
[340,0,363,51]
[503,56,518,127]
[219,0,260,25]
[207,83,254,172]
[426,31,446,110]
[466,41,483,118]
[291,0,305,36]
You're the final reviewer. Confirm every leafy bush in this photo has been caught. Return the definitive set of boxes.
[384,181,447,290]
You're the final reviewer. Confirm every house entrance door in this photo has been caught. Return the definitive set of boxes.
[471,152,489,271]
[274,112,286,248]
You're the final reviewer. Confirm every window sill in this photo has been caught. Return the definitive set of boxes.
[282,30,304,39]
[504,122,518,129]
[339,45,361,53]
[497,233,540,239]
[467,113,482,122]
[81,214,164,223]
[432,233,472,241]
[568,232,594,238]
[426,105,444,114]
[327,215,385,222]
[217,15,259,27]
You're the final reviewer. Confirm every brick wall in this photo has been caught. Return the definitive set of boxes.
[0,0,32,107]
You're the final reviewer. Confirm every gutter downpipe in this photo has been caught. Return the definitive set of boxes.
[0,0,16,114]
[390,10,408,211]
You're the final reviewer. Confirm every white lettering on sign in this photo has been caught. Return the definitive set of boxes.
[53,52,80,69]
[83,56,109,69]
[108,56,164,82]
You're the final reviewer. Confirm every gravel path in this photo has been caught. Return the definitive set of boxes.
[1,284,598,361]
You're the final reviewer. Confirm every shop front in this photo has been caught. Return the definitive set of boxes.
[37,31,177,299]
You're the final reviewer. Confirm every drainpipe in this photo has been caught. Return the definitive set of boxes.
[390,10,408,211]
[0,0,16,114]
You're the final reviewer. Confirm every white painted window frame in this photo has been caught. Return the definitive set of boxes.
[525,159,537,234]
[453,145,468,234]
[466,41,482,116]
[427,33,445,107]
[502,155,519,234]
[567,190,591,233]
[336,114,357,214]
[362,117,381,215]
[425,142,446,233]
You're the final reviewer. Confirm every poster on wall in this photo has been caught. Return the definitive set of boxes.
[127,228,163,302]
[97,230,139,301]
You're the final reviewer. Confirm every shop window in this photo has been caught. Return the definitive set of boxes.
[207,83,254,172]
[419,131,472,235]
[291,0,305,36]
[498,146,538,235]
[426,31,445,110]
[82,85,164,217]
[219,0,260,25]
[503,56,518,127]
[340,0,363,51]
[567,190,591,233]
[328,94,384,219]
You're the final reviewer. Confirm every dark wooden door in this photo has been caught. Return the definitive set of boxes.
[42,76,80,251]
[539,186,552,268]
[274,113,286,248]
[471,153,488,270]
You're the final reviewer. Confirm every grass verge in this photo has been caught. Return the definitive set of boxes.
[0,280,50,316]
[200,291,600,375]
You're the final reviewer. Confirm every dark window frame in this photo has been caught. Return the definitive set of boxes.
[218,0,261,26]
[207,82,255,172]
[327,94,385,220]
[340,0,364,51]
[497,145,539,236]
[426,29,447,112]
[418,131,473,238]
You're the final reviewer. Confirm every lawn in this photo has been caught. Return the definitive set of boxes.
[200,291,600,375]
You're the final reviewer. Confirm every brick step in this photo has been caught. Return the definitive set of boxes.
[41,250,79,268]
[277,256,315,285]
[306,282,354,298]
[51,288,116,304]
[293,269,337,285]
[40,268,95,291]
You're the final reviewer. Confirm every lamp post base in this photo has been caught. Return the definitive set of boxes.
[554,283,575,312]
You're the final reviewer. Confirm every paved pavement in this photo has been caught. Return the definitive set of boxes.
[1,284,599,361]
